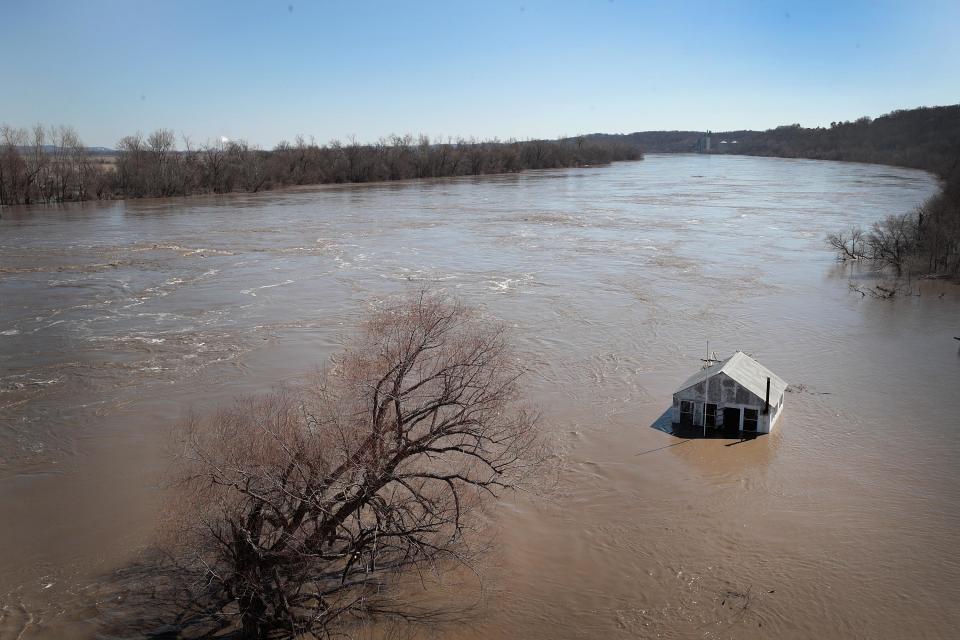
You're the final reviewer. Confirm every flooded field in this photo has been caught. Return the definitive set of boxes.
[1,154,958,639]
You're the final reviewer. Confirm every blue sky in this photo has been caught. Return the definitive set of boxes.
[3,0,958,148]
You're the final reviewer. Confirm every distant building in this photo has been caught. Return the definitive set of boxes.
[672,351,786,434]
[697,131,712,153]
[699,135,739,153]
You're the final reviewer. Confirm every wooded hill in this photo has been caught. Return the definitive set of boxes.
[587,104,960,178]
[587,105,960,279]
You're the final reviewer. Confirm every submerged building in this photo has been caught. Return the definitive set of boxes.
[672,351,786,434]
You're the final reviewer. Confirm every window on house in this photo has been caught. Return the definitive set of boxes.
[743,408,759,431]
[705,403,717,427]
[680,401,693,425]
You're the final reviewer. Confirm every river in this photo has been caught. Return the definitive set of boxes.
[1,154,958,639]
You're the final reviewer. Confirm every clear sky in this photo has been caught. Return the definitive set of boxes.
[3,0,958,148]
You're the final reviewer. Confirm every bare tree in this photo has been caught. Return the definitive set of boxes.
[177,133,199,195]
[229,140,268,193]
[116,132,147,197]
[0,124,27,205]
[415,134,432,178]
[47,125,69,202]
[866,213,916,275]
[164,292,542,638]
[826,225,865,260]
[201,138,228,193]
[22,124,48,204]
[64,126,91,201]
[147,129,177,196]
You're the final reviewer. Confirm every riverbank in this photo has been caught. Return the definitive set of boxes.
[587,106,960,279]
[0,130,640,207]
[821,167,959,279]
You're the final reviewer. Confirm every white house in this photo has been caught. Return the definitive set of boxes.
[672,351,786,434]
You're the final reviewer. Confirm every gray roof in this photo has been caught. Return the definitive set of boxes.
[675,351,787,401]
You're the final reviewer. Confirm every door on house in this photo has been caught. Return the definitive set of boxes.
[679,401,694,428]
[722,407,741,432]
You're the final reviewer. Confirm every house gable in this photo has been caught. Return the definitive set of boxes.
[673,371,766,407]
[674,351,786,403]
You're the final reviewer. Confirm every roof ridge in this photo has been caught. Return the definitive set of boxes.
[674,350,787,400]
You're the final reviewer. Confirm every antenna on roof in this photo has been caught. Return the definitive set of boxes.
[701,339,721,369]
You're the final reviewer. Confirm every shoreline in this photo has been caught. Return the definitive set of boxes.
[1,153,942,213]
[0,159,641,211]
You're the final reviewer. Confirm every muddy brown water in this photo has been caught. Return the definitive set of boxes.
[1,155,958,639]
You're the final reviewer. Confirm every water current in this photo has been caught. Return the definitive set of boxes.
[1,155,957,638]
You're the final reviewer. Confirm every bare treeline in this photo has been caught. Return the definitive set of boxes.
[827,168,960,277]
[796,105,960,280]
[0,124,114,205]
[0,125,641,205]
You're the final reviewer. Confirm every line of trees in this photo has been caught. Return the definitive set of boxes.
[594,105,960,177]
[708,106,960,177]
[0,125,641,206]
[0,124,114,205]
[794,106,960,279]
[583,104,960,280]
[713,106,960,279]
[827,169,960,278]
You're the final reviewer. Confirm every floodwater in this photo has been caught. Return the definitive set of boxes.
[1,155,958,639]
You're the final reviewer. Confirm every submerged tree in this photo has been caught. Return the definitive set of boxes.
[165,292,541,638]
[826,225,866,261]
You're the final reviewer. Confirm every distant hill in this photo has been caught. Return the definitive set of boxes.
[582,131,704,154]
[584,104,960,178]
[14,145,116,156]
